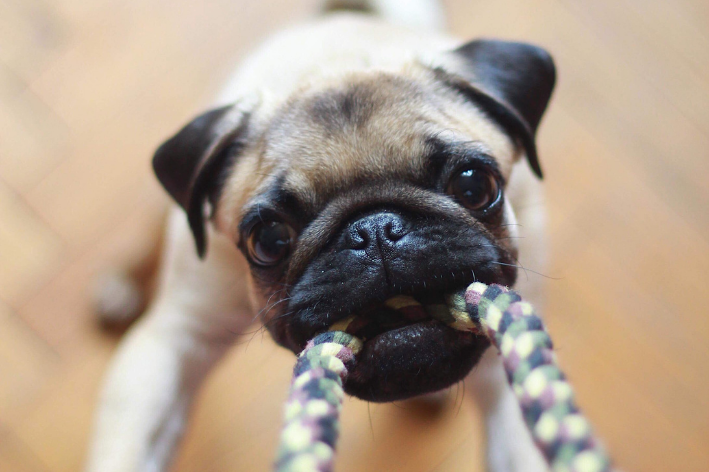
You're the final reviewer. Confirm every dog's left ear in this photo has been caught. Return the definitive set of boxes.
[444,39,556,178]
[153,102,252,257]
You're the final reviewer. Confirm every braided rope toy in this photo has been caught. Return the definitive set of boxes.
[274,283,613,472]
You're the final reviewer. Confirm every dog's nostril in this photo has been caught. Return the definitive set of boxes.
[383,221,406,242]
[346,213,409,250]
[348,226,369,250]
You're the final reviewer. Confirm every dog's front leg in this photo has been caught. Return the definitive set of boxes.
[85,209,253,472]
[467,348,548,472]
[466,162,549,472]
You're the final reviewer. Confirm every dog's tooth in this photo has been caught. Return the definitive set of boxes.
[328,315,357,332]
[384,295,420,310]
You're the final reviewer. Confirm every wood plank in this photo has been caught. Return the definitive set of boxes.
[0,0,68,83]
[18,192,165,353]
[11,344,116,472]
[0,302,57,426]
[0,86,70,193]
[0,427,51,472]
[0,180,64,308]
[560,0,709,135]
[547,253,709,471]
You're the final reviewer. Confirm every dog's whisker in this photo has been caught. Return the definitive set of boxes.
[250,290,287,324]
[252,292,293,323]
[456,380,466,417]
[488,261,560,280]
[262,309,296,327]
[491,260,529,282]
[367,402,374,437]
[261,296,292,315]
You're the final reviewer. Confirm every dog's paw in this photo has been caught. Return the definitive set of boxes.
[91,271,144,329]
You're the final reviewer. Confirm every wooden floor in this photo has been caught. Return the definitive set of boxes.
[2,0,708,470]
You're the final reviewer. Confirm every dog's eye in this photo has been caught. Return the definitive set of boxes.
[447,168,500,212]
[246,221,294,266]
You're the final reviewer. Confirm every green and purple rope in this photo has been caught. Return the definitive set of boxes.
[274,283,613,472]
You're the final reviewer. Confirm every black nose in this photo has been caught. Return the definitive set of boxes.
[346,212,410,251]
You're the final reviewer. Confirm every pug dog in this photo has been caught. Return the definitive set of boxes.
[85,0,555,470]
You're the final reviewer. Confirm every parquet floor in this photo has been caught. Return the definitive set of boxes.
[1,0,708,470]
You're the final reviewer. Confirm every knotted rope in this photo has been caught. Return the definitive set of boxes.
[274,282,613,472]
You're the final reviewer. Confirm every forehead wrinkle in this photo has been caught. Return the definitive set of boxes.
[273,115,434,204]
[286,105,436,196]
[269,71,425,133]
[282,128,431,211]
[307,81,379,132]
[257,67,517,219]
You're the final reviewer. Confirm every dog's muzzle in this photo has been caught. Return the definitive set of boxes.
[272,209,515,401]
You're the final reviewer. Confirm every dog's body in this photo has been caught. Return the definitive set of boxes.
[86,1,552,470]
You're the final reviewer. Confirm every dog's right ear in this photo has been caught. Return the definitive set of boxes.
[437,39,556,179]
[153,103,252,258]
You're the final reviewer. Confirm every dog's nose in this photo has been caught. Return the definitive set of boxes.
[346,212,410,251]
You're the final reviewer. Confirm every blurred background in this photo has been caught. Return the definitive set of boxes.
[1,0,708,470]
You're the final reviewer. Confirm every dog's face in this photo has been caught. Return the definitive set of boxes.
[153,40,555,401]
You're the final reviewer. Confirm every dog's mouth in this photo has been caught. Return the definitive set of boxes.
[329,292,458,341]
[316,288,489,402]
[278,252,515,401]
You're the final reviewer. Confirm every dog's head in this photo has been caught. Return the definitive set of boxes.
[153,39,555,401]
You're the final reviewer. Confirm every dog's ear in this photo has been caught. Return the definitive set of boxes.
[444,39,556,178]
[153,103,251,257]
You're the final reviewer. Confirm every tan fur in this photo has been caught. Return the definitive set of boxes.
[87,10,548,472]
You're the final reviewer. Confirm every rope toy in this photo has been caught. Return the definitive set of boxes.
[274,282,613,472]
